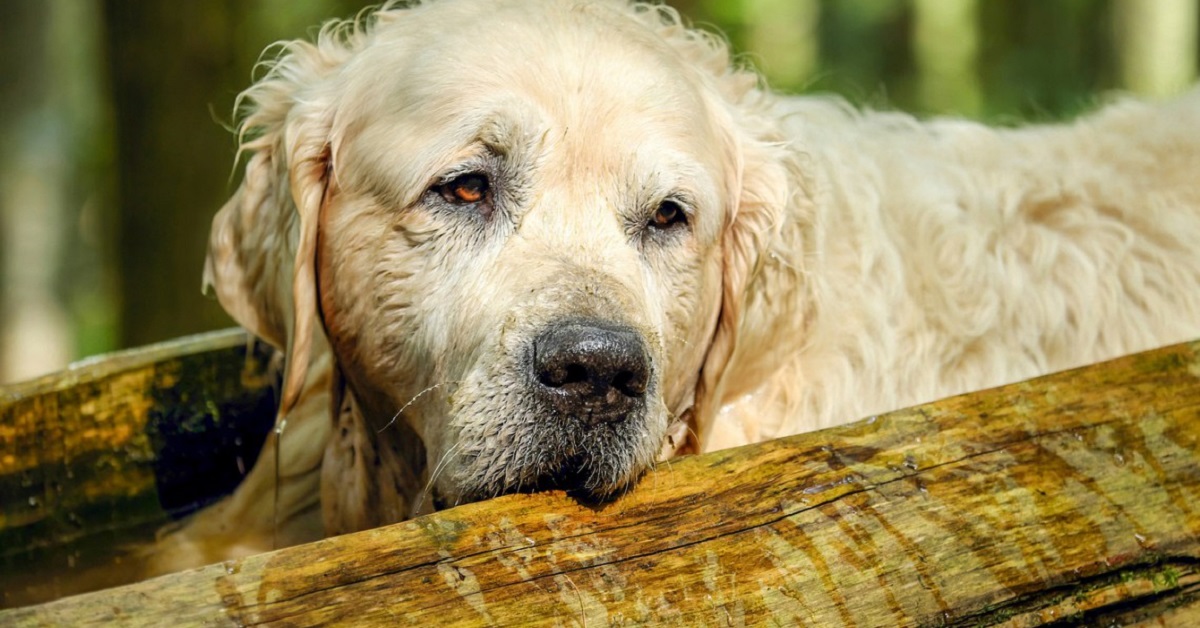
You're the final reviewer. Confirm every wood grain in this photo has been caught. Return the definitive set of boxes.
[0,329,277,607]
[4,339,1200,625]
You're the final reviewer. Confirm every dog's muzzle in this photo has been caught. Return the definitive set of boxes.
[446,318,657,503]
[532,320,649,426]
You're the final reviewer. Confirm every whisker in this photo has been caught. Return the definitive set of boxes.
[413,440,464,515]
[684,422,702,452]
[272,421,284,549]
[377,381,454,434]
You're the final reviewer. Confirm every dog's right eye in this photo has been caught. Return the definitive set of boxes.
[650,200,688,230]
[435,173,490,205]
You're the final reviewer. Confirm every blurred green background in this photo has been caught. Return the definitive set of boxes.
[1,0,1197,383]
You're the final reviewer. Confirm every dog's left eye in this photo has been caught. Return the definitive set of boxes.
[436,173,490,205]
[650,200,688,229]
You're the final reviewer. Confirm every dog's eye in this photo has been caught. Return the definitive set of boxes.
[650,200,688,229]
[437,173,489,205]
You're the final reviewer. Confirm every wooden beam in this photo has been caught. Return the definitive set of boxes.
[5,339,1199,625]
[0,329,277,607]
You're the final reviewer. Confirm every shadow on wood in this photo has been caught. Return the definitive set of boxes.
[3,333,1199,625]
[0,330,278,607]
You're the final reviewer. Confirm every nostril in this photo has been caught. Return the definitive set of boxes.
[611,370,646,397]
[565,363,588,384]
[539,362,590,389]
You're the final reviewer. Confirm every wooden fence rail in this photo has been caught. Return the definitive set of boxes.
[3,333,1199,625]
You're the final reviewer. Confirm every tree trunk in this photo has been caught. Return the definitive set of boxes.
[0,1,73,382]
[913,0,982,115]
[1114,0,1199,97]
[101,1,245,348]
[744,0,820,92]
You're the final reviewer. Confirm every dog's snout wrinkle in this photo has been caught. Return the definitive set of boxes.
[533,321,649,425]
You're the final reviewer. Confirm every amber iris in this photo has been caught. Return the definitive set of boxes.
[652,200,686,228]
[440,173,489,204]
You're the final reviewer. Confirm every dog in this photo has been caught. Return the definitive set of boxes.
[152,0,1200,572]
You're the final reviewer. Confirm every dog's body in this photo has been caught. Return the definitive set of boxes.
[709,93,1200,448]
[149,0,1200,573]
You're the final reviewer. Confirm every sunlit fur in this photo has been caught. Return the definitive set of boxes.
[708,94,1200,446]
[150,0,1200,574]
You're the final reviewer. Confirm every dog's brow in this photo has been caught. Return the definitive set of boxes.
[479,111,549,155]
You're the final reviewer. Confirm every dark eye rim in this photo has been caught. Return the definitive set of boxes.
[434,171,491,206]
[649,198,689,230]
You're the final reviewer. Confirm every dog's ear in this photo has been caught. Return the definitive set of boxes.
[623,6,804,451]
[693,85,804,452]
[203,37,346,419]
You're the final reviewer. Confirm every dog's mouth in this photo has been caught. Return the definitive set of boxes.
[438,460,631,506]
[429,454,633,509]
[444,419,652,504]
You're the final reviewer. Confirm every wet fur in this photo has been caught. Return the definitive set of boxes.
[147,0,1200,574]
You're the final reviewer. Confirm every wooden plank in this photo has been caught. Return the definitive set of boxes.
[5,340,1198,626]
[0,329,278,608]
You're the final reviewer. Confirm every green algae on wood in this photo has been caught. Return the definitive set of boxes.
[0,329,278,608]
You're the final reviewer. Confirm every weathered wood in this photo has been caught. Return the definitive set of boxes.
[0,329,278,607]
[4,339,1198,626]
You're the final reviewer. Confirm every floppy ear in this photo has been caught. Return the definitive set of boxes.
[620,5,803,452]
[203,37,345,421]
[692,93,800,452]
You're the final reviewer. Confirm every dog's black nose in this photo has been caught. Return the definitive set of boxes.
[533,321,649,425]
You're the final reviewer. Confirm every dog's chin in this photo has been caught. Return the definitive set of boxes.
[438,458,641,509]
[437,404,666,508]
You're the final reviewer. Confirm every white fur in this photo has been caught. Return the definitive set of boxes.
[707,94,1200,448]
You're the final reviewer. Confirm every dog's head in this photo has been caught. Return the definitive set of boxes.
[205,0,795,518]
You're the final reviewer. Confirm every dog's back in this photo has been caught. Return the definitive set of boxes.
[707,91,1200,448]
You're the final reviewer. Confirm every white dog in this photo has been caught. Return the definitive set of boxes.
[154,0,1200,571]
